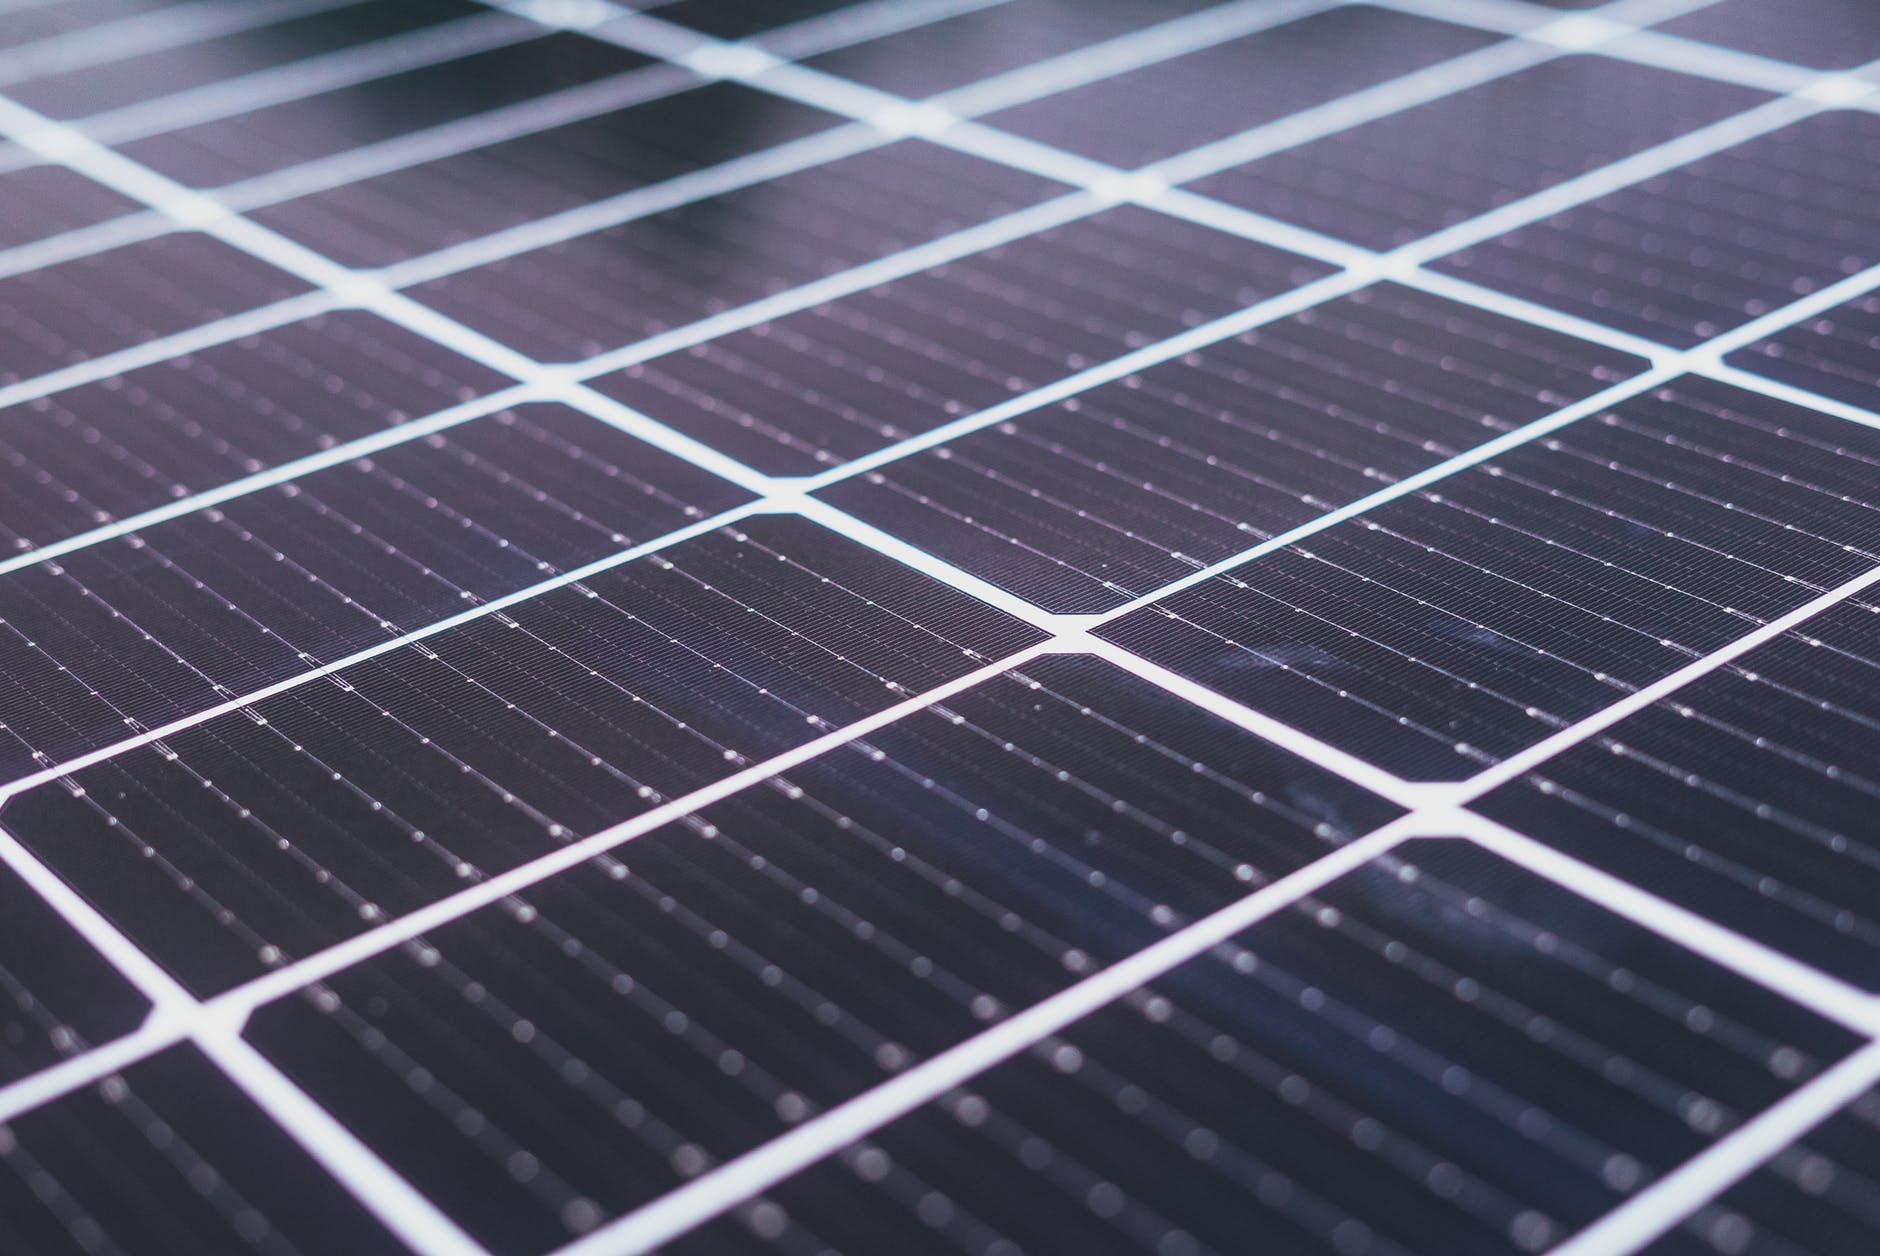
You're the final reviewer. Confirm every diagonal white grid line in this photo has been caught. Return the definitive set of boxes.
[0,0,1872,1248]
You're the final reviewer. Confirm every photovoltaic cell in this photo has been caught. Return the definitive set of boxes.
[0,158,143,252]
[242,654,1397,1252]
[0,1046,407,1256]
[1098,376,1880,778]
[5,0,491,120]
[0,231,310,386]
[1191,55,1770,251]
[0,0,176,51]
[593,205,1333,476]
[673,841,1860,1256]
[0,865,147,1087]
[980,6,1502,170]
[1,516,1043,993]
[247,79,844,268]
[0,310,513,554]
[113,31,651,189]
[1435,110,1880,349]
[1648,1086,1880,1256]
[799,0,1228,99]
[822,282,1645,613]
[1727,291,1880,413]
[405,140,1067,362]
[1656,0,1880,71]
[1476,595,1880,989]
[0,403,750,779]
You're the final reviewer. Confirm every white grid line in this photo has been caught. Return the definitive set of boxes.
[0,1,1876,1251]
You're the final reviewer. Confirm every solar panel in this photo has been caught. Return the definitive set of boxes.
[0,2,1875,1255]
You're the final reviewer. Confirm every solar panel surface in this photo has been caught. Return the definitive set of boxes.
[0,1,1876,1255]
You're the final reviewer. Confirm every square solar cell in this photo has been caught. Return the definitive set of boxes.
[1727,290,1880,413]
[114,31,651,188]
[1190,55,1769,252]
[0,516,1044,993]
[0,310,512,555]
[1645,1085,1880,1256]
[1098,376,1880,779]
[799,0,1226,99]
[248,79,843,268]
[1477,595,1880,990]
[241,654,1398,1252]
[0,404,750,783]
[0,231,310,387]
[407,140,1067,362]
[670,841,1860,1256]
[592,204,1332,476]
[0,158,143,252]
[1435,110,1880,349]
[0,866,148,1087]
[0,1046,406,1255]
[820,282,1646,613]
[1657,0,1880,71]
[977,5,1501,170]
[6,0,489,120]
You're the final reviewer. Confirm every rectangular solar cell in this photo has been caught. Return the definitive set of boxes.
[667,841,1862,1256]
[405,140,1068,362]
[1434,110,1880,348]
[246,79,844,268]
[594,204,1333,476]
[0,403,750,780]
[241,653,1397,1251]
[0,310,513,554]
[0,1045,407,1255]
[1097,376,1880,779]
[1,516,1043,992]
[0,157,142,251]
[1475,595,1880,989]
[1727,291,1880,412]
[0,865,147,1086]
[821,281,1646,613]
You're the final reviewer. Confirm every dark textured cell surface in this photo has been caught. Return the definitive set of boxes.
[1436,111,1880,348]
[0,867,148,1086]
[1658,0,1880,70]
[594,205,1332,476]
[674,841,1858,1256]
[245,654,1396,1253]
[642,0,866,39]
[1478,596,1880,989]
[1193,55,1769,251]
[408,140,1066,362]
[250,79,842,268]
[980,6,1500,170]
[9,0,489,119]
[2,516,1043,993]
[802,0,1225,98]
[0,231,309,386]
[1099,376,1880,778]
[823,282,1645,613]
[1647,1086,1880,1256]
[0,310,512,554]
[0,1045,405,1256]
[1728,290,1880,413]
[115,32,650,188]
[0,404,749,784]
[0,160,143,251]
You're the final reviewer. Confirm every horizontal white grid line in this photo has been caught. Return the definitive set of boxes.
[1550,1040,1880,1256]
[554,815,1427,1256]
